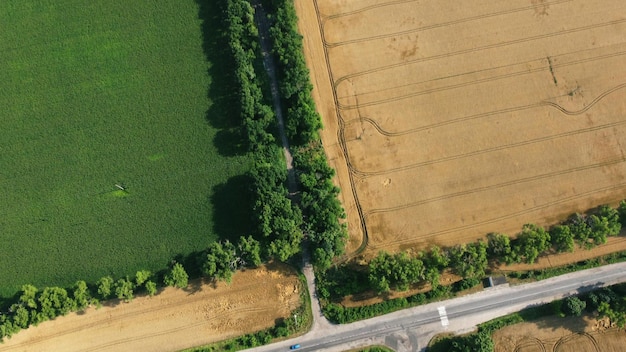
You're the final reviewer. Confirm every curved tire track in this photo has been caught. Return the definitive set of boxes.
[337,50,626,110]
[311,0,370,259]
[348,83,626,177]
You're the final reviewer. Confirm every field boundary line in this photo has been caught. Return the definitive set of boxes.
[322,0,574,48]
[311,0,370,258]
[350,119,626,177]
[337,49,626,110]
[365,157,626,216]
[343,82,626,144]
[318,0,417,20]
[371,181,626,248]
[333,18,626,88]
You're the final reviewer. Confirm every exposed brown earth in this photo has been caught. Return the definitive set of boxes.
[0,264,301,352]
[297,0,626,259]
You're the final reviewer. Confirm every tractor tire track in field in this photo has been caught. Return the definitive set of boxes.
[371,181,626,250]
[346,81,626,143]
[346,82,626,177]
[365,157,626,216]
[514,337,547,352]
[318,0,418,19]
[84,304,272,352]
[334,44,593,102]
[350,119,626,178]
[552,332,600,352]
[0,280,269,351]
[336,49,626,110]
[332,18,626,88]
[321,0,574,48]
[312,0,370,258]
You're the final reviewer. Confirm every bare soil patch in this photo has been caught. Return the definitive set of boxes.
[493,314,626,352]
[0,264,301,352]
[297,0,626,258]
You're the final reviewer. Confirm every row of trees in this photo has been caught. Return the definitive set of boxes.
[266,0,348,269]
[0,235,266,341]
[365,202,625,294]
[224,0,305,263]
[0,264,189,341]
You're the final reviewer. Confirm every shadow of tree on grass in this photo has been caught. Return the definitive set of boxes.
[195,0,249,157]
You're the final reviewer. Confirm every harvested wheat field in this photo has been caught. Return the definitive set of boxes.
[296,0,626,257]
[0,264,301,352]
[493,314,626,352]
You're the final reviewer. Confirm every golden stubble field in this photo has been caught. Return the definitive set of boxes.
[0,264,301,352]
[492,314,626,352]
[296,0,626,257]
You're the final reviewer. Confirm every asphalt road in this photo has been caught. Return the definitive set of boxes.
[247,261,626,352]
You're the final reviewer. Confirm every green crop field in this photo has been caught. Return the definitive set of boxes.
[0,0,252,298]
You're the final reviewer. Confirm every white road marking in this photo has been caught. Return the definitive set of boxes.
[437,306,449,327]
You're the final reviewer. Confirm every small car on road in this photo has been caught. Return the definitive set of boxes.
[289,344,301,350]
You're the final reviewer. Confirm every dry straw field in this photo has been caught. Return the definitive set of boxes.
[297,0,626,257]
[0,264,301,352]
[492,315,626,352]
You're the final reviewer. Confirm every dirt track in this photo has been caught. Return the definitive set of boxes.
[297,0,626,257]
[0,264,301,352]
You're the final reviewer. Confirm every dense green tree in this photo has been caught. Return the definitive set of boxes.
[449,241,489,279]
[588,214,609,246]
[586,287,619,310]
[486,233,513,263]
[13,306,30,329]
[203,241,237,283]
[97,276,114,300]
[568,213,592,248]
[512,224,551,264]
[164,263,189,289]
[115,278,135,302]
[425,245,450,268]
[237,235,262,267]
[145,281,157,296]
[73,280,90,310]
[38,287,74,319]
[618,200,626,226]
[19,284,38,310]
[369,251,425,292]
[550,225,575,253]
[598,204,621,235]
[135,270,152,287]
[0,313,20,340]
[564,296,586,316]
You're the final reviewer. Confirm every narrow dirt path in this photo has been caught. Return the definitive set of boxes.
[252,1,297,195]
[251,1,332,331]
